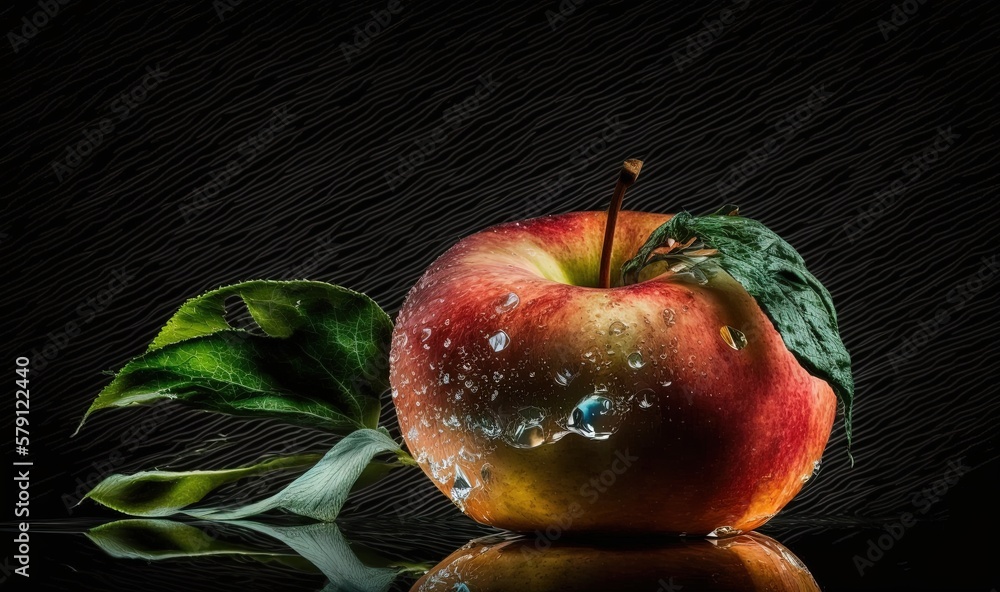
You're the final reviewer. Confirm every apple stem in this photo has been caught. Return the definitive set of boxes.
[599,159,643,288]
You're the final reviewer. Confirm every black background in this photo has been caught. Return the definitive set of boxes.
[2,1,999,590]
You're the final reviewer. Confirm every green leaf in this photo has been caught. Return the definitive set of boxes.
[186,428,407,522]
[84,454,322,517]
[622,208,855,449]
[77,280,392,434]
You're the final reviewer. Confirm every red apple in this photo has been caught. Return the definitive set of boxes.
[411,532,820,591]
[389,205,837,534]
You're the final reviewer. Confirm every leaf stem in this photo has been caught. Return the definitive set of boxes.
[599,159,643,289]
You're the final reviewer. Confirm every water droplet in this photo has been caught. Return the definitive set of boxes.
[442,374,450,384]
[566,392,620,440]
[720,325,748,350]
[421,328,432,342]
[451,465,473,504]
[443,338,452,348]
[470,413,502,439]
[496,292,520,314]
[480,463,493,482]
[394,332,408,348]
[627,352,645,369]
[609,321,627,336]
[803,459,822,483]
[663,308,676,326]
[505,407,546,448]
[488,330,510,352]
[637,389,655,409]
[554,368,578,386]
[707,526,742,538]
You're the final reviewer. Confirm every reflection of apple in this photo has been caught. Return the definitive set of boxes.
[390,165,837,534]
[411,532,820,591]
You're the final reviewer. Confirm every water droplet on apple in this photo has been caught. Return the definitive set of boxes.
[720,325,748,350]
[421,328,432,342]
[802,459,822,483]
[506,423,545,449]
[566,392,620,440]
[496,292,520,313]
[609,321,627,336]
[480,463,493,483]
[443,338,452,348]
[470,413,502,439]
[662,309,676,326]
[504,407,546,448]
[706,526,742,538]
[627,352,645,369]
[451,465,473,505]
[554,368,578,386]
[488,330,510,352]
[636,389,655,408]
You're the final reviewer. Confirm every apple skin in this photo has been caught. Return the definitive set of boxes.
[390,210,837,534]
[410,532,820,592]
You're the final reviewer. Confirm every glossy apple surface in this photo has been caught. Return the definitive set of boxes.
[411,532,820,592]
[390,211,836,534]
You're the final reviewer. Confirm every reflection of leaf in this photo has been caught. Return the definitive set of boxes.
[235,521,399,592]
[86,519,287,561]
[85,454,321,517]
[86,519,413,592]
[78,281,392,435]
